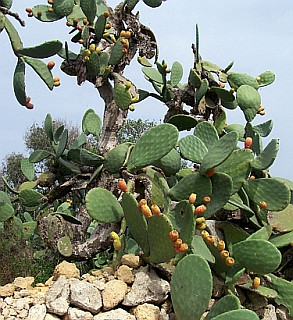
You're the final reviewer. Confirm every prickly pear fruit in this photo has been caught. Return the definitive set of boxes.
[195,204,207,216]
[169,230,179,242]
[220,250,229,259]
[138,199,147,211]
[217,240,225,251]
[201,230,209,239]
[203,196,211,203]
[253,277,260,289]
[141,204,152,218]
[173,238,183,249]
[196,217,205,224]
[151,204,161,216]
[175,243,188,254]
[47,61,55,70]
[196,223,207,230]
[245,137,253,149]
[113,238,121,251]
[205,168,215,178]
[118,179,127,192]
[206,235,215,245]
[110,231,119,241]
[189,193,197,204]
[259,200,267,209]
[225,257,235,267]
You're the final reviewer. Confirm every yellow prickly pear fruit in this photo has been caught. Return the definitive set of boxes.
[225,257,235,267]
[217,240,225,252]
[259,200,267,209]
[196,223,207,230]
[196,217,205,224]
[103,10,109,18]
[48,7,54,12]
[125,81,132,90]
[131,97,139,103]
[256,76,261,82]
[113,239,121,251]
[201,230,209,239]
[141,204,152,218]
[220,250,229,259]
[110,231,119,241]
[151,204,161,216]
[129,105,135,111]
[253,277,261,289]
[89,43,96,52]
[168,230,179,242]
[84,49,91,57]
[84,56,90,62]
[189,193,197,204]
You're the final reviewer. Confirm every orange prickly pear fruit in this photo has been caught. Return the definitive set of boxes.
[25,8,32,13]
[203,196,211,204]
[151,204,161,216]
[141,204,152,218]
[253,277,261,289]
[168,230,179,242]
[124,31,131,39]
[83,18,88,25]
[206,235,215,245]
[225,257,235,267]
[195,204,206,216]
[248,175,255,180]
[103,10,109,18]
[217,240,225,251]
[205,168,215,178]
[37,11,42,17]
[189,193,197,204]
[26,102,34,109]
[122,48,128,54]
[47,61,55,70]
[118,179,127,192]
[173,238,183,249]
[176,243,188,254]
[120,30,127,38]
[259,200,267,209]
[220,250,229,259]
[201,230,209,239]
[245,137,253,149]
[138,199,147,211]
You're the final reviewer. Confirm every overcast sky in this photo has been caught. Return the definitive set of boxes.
[1,1,293,180]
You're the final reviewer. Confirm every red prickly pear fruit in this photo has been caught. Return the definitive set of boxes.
[28,12,33,17]
[195,204,206,216]
[203,196,211,204]
[245,137,253,149]
[173,238,183,249]
[151,204,161,216]
[259,200,267,209]
[205,168,215,178]
[47,61,55,70]
[138,199,147,211]
[225,257,235,267]
[122,48,128,54]
[168,230,179,242]
[220,250,229,259]
[141,204,152,218]
[118,179,127,192]
[188,193,197,204]
[217,240,225,252]
[253,277,261,289]
[175,243,188,254]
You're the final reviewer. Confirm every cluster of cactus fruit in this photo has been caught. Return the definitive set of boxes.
[2,1,293,319]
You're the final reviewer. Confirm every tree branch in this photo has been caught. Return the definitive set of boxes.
[0,7,25,27]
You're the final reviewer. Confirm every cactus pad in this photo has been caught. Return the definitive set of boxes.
[85,187,123,223]
[13,59,26,106]
[205,295,241,320]
[18,40,62,59]
[57,235,73,257]
[210,309,259,320]
[236,85,261,122]
[193,121,219,150]
[104,143,132,173]
[19,189,43,207]
[142,0,162,8]
[170,61,183,86]
[188,68,201,88]
[52,0,74,17]
[167,114,198,131]
[170,254,212,320]
[0,202,14,222]
[82,109,101,136]
[114,83,132,109]
[257,71,275,87]
[179,135,208,163]
[80,0,96,24]
[251,139,279,170]
[268,204,293,232]
[228,72,259,90]
[21,158,35,181]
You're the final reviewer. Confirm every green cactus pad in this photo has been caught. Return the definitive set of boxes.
[269,230,293,248]
[23,56,54,90]
[210,309,259,320]
[148,215,175,263]
[222,99,238,110]
[56,129,68,158]
[142,0,162,8]
[170,254,212,320]
[22,221,37,240]
[153,148,181,176]
[87,51,101,76]
[137,56,152,67]
[94,13,107,42]
[225,124,245,141]
[179,135,208,163]
[32,5,64,22]
[59,157,81,174]
[251,139,279,170]
[122,192,149,256]
[216,149,254,194]
[67,149,104,166]
[19,189,43,207]
[4,16,23,52]
[193,121,219,150]
[0,0,12,9]
[253,119,273,137]
[18,40,62,59]
[191,235,215,263]
[104,143,132,173]
[204,172,233,219]
[205,295,241,320]
[227,72,259,90]
[245,122,263,155]
[127,123,178,172]
[236,85,261,122]
[188,68,201,88]
[0,191,11,205]
[0,202,14,222]
[44,113,54,141]
[80,0,96,24]
[196,78,209,104]
[243,178,290,211]
[268,273,293,316]
[268,204,293,232]
[168,172,212,204]
[66,4,87,25]
[240,282,278,299]
[202,61,221,72]
[167,114,198,131]
[82,109,101,136]
[70,133,87,149]
[52,0,74,17]
[21,158,35,181]
[57,235,73,257]
[232,239,281,274]
[29,150,52,163]
[210,87,235,102]
[200,131,238,175]
[247,225,272,241]
[108,40,125,66]
[85,187,123,223]
[170,61,183,86]
[13,59,26,106]
[257,71,275,87]
[221,222,249,254]
[169,200,195,247]
[142,67,164,84]
[114,83,132,109]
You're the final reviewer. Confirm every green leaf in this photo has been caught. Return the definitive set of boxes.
[18,40,62,58]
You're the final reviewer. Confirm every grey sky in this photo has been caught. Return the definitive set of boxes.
[1,1,293,179]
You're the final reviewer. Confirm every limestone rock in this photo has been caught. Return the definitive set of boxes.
[46,275,70,316]
[53,261,80,281]
[0,284,15,297]
[69,278,102,314]
[131,303,161,320]
[64,306,94,319]
[263,304,277,320]
[44,314,61,319]
[123,266,170,306]
[13,277,34,291]
[94,308,135,320]
[116,265,135,284]
[121,254,142,268]
[102,279,128,311]
[27,304,47,320]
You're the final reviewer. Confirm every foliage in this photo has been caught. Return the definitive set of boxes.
[1,153,26,190]
[1,1,293,319]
